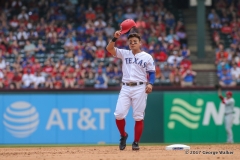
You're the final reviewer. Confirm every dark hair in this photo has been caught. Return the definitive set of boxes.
[127,33,141,41]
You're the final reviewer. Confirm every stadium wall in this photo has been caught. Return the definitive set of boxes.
[0,90,239,144]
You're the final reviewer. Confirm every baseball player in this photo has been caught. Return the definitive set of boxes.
[218,87,235,143]
[106,30,155,150]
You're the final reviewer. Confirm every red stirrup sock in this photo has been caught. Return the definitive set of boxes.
[116,119,127,137]
[134,120,144,142]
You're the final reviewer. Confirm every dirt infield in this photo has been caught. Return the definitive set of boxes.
[0,144,240,160]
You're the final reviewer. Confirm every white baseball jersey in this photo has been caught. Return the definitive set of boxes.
[223,97,235,114]
[114,48,156,83]
[114,47,155,121]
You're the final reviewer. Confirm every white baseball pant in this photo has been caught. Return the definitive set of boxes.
[114,84,147,121]
[224,113,234,143]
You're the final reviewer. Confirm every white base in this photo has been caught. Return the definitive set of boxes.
[165,144,190,150]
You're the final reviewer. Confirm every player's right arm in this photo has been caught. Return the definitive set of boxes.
[106,30,121,57]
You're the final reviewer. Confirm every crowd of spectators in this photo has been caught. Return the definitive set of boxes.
[0,0,192,89]
[208,0,240,87]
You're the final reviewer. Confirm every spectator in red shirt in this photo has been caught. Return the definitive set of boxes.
[5,66,14,81]
[32,59,41,72]
[95,46,105,61]
[42,61,54,76]
[180,58,192,71]
[9,15,19,29]
[154,45,167,63]
[12,71,22,89]
[85,10,96,20]
[221,23,232,34]
[216,51,228,64]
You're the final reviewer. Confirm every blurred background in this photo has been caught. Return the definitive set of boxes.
[0,0,239,145]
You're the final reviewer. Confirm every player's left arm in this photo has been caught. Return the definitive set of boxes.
[145,56,156,94]
[218,87,225,104]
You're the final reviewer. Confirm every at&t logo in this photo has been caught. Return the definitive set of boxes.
[3,101,39,138]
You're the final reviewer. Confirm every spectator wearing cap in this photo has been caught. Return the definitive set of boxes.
[219,69,236,87]
[94,69,108,89]
[181,67,197,87]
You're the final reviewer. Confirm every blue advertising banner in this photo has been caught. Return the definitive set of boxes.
[0,93,134,144]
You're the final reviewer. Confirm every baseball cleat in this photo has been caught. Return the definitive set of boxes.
[132,141,140,150]
[119,133,128,150]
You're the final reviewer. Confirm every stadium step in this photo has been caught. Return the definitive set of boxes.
[192,64,215,70]
[194,70,218,87]
[183,7,215,64]
[190,53,215,64]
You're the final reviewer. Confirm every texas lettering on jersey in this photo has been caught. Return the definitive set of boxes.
[125,57,147,68]
[115,47,155,83]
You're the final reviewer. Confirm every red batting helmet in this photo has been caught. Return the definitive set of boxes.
[120,19,137,34]
[226,91,232,96]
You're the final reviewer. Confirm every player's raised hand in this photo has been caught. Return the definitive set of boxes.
[145,84,153,94]
[114,30,121,38]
